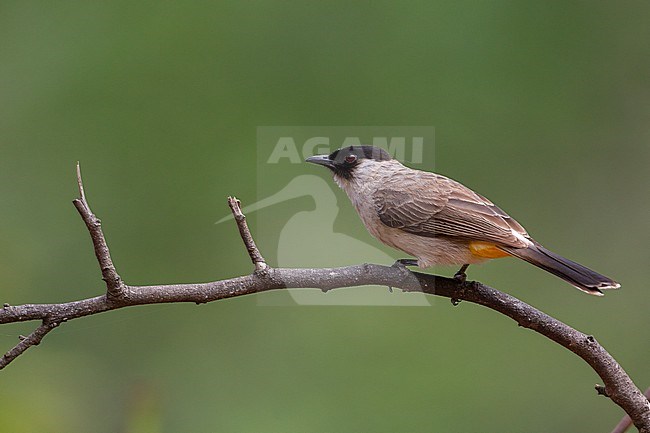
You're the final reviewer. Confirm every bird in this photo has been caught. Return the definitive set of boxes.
[306,145,620,296]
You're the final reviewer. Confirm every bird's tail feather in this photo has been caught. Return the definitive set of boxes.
[500,243,620,296]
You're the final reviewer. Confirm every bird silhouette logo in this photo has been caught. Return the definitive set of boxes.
[217,174,431,306]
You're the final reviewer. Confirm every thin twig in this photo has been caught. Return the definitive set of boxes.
[611,387,650,433]
[0,320,59,369]
[76,161,87,205]
[72,162,126,300]
[227,196,267,272]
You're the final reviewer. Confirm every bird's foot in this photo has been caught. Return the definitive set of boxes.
[453,264,470,284]
[388,259,419,292]
[453,272,467,284]
[451,264,471,306]
[392,258,419,268]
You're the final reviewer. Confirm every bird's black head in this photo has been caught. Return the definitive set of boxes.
[305,145,391,180]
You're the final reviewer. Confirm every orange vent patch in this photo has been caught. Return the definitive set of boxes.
[469,241,511,259]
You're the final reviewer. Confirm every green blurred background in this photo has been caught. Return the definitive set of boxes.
[1,1,649,432]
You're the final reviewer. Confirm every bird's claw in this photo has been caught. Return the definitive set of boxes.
[392,258,418,268]
[453,264,469,284]
[453,272,467,284]
[389,259,419,292]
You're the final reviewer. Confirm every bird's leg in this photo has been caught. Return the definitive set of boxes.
[392,258,419,268]
[450,264,471,306]
[454,264,470,283]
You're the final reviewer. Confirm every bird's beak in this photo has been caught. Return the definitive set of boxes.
[305,154,334,168]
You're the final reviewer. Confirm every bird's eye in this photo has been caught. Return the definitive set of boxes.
[344,154,357,164]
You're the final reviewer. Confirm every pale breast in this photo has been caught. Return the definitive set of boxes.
[336,160,483,267]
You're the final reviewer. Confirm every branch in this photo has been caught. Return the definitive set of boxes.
[0,320,59,368]
[71,162,126,300]
[611,388,650,433]
[0,168,649,432]
[227,196,267,272]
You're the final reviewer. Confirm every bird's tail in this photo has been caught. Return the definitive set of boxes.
[500,242,620,296]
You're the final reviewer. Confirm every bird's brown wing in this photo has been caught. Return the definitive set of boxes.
[375,171,529,248]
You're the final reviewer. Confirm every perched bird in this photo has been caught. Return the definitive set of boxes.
[306,145,620,295]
